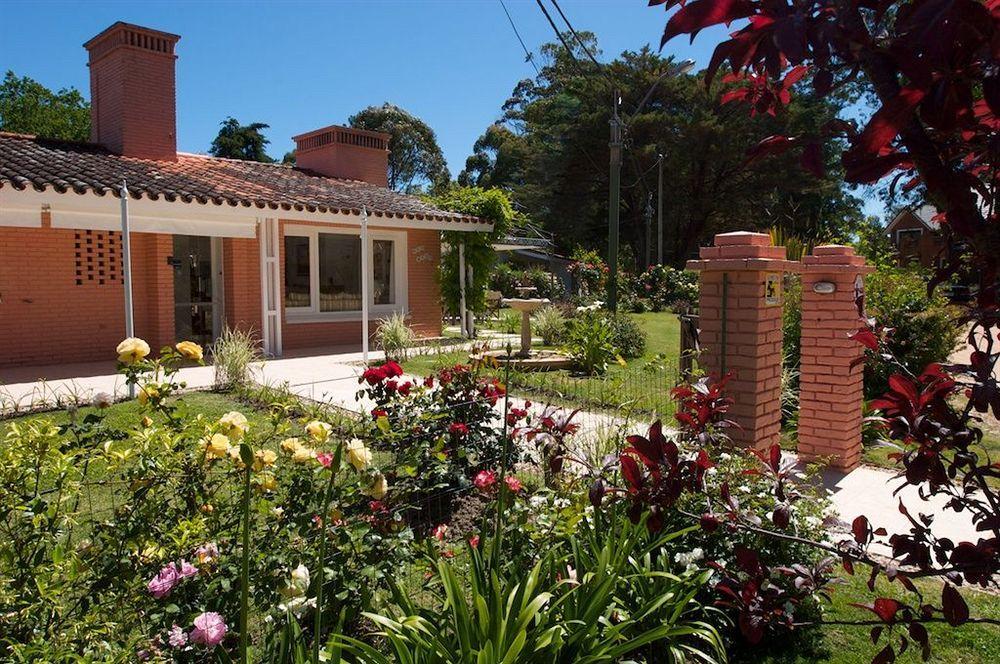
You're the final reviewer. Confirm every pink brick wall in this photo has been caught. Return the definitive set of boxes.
[0,216,173,367]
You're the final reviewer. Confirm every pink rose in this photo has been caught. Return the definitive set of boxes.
[168,624,188,648]
[177,560,198,578]
[190,611,228,647]
[505,476,523,493]
[147,564,179,599]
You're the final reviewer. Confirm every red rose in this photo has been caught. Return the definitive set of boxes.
[474,470,498,491]
[504,476,522,493]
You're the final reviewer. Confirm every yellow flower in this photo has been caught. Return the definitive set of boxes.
[256,472,277,492]
[219,411,249,439]
[229,445,246,468]
[305,420,332,443]
[368,473,389,499]
[137,384,159,405]
[254,449,278,471]
[292,446,316,464]
[201,433,231,459]
[116,337,150,364]
[200,504,215,514]
[141,416,154,428]
[175,340,204,361]
[345,438,372,472]
[280,438,303,455]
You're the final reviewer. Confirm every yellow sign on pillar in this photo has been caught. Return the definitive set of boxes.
[764,273,781,306]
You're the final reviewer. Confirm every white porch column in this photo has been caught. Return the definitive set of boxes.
[258,217,282,357]
[361,208,370,362]
[458,241,468,338]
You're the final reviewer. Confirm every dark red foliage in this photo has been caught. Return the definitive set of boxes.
[671,374,738,446]
[620,420,714,531]
[655,0,998,304]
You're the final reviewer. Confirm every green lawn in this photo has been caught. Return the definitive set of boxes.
[741,571,1000,663]
[405,310,683,416]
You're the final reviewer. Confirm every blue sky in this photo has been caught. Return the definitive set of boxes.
[1,1,880,218]
[0,1,724,168]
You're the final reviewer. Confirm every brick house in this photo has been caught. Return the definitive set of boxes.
[886,205,944,268]
[0,22,490,368]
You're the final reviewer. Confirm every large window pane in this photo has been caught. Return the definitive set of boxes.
[284,236,311,308]
[373,239,394,305]
[318,234,362,311]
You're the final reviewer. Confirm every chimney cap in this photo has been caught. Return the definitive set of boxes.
[84,21,180,53]
[292,123,390,147]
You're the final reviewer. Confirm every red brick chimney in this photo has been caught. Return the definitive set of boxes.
[84,22,180,161]
[292,125,390,187]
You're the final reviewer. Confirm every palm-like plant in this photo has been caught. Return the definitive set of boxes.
[331,511,726,664]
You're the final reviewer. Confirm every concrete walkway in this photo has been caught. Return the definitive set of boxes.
[1,342,984,550]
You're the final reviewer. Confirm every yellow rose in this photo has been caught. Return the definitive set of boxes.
[137,384,159,405]
[116,337,150,364]
[201,433,231,459]
[292,446,316,464]
[175,340,204,361]
[345,438,372,472]
[256,472,277,492]
[229,445,246,468]
[305,420,332,443]
[280,438,303,455]
[219,411,249,439]
[368,473,389,499]
[253,449,278,471]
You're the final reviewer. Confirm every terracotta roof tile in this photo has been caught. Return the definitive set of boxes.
[0,132,483,226]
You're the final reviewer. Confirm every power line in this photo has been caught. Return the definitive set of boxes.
[533,0,587,76]
[549,0,602,71]
[499,0,540,76]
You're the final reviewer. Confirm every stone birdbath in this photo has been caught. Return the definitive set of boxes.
[503,298,549,357]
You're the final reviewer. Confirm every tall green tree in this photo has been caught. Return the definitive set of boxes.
[209,117,275,162]
[0,71,90,141]
[349,103,449,193]
[459,37,863,267]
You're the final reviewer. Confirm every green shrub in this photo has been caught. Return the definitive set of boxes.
[532,305,566,345]
[489,262,519,298]
[525,266,566,300]
[564,310,621,375]
[782,275,802,370]
[497,309,521,335]
[864,266,959,399]
[608,312,647,359]
[375,311,416,361]
[211,326,262,390]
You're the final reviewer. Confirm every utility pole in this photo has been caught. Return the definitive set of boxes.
[644,193,653,269]
[607,90,622,312]
[656,154,664,265]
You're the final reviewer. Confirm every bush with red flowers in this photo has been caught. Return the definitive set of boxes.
[356,361,518,523]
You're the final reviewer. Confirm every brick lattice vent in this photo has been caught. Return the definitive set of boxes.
[74,230,122,286]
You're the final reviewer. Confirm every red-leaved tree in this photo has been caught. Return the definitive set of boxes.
[618,1,1000,661]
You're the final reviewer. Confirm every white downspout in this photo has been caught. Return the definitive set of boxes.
[120,179,136,398]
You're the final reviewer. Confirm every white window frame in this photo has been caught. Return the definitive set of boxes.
[282,224,408,323]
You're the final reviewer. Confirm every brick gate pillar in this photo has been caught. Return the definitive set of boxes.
[797,246,873,471]
[687,232,795,450]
